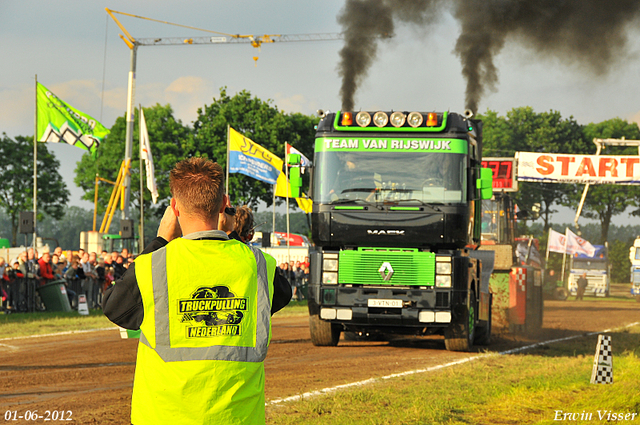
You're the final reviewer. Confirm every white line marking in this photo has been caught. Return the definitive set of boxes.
[267,321,640,405]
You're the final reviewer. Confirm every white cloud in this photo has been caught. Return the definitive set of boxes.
[272,92,319,115]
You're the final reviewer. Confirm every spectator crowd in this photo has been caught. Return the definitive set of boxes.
[0,246,135,313]
[278,257,309,301]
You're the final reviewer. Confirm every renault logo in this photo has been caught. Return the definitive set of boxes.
[378,262,394,281]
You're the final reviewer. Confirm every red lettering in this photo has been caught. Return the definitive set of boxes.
[575,157,596,177]
[536,155,554,175]
[598,158,618,177]
[555,156,575,175]
[620,158,640,177]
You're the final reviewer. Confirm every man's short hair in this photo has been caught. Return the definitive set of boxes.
[170,157,225,221]
[234,205,254,241]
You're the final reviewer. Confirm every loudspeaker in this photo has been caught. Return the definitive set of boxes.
[19,211,34,234]
[120,219,134,239]
[261,232,271,248]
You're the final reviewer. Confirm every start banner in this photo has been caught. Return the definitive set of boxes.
[516,152,640,184]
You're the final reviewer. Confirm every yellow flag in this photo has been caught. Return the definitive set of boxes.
[275,172,312,213]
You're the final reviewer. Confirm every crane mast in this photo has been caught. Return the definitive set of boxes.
[104,8,342,223]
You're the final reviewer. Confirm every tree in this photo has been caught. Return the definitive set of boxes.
[479,107,586,232]
[74,104,191,224]
[578,118,640,242]
[0,133,69,245]
[189,88,319,208]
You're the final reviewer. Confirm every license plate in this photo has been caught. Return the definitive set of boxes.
[368,299,403,308]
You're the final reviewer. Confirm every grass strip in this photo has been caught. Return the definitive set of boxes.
[0,300,308,338]
[0,310,114,339]
[266,326,640,425]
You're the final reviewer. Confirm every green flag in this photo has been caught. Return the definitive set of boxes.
[36,82,109,155]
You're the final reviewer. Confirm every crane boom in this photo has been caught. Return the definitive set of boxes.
[135,33,343,47]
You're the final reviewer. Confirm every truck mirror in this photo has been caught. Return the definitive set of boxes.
[287,153,301,166]
[289,166,302,198]
[477,167,493,200]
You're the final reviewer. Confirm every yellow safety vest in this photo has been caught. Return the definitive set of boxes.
[132,232,276,425]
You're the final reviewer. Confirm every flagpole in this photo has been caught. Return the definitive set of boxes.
[139,105,145,254]
[286,144,290,266]
[561,227,569,282]
[544,227,551,271]
[226,125,230,196]
[272,190,276,234]
[33,75,38,249]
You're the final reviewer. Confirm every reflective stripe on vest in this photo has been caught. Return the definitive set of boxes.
[139,243,271,363]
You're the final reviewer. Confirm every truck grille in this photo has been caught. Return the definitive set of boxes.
[338,247,435,286]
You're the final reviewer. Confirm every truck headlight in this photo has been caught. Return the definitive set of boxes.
[390,111,406,127]
[323,271,338,285]
[436,262,452,275]
[323,259,338,272]
[356,111,371,127]
[373,111,388,127]
[435,275,452,288]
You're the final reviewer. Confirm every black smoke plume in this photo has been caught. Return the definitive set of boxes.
[337,0,640,113]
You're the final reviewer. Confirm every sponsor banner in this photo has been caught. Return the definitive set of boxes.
[548,228,596,257]
[315,137,468,154]
[517,152,640,184]
[36,82,109,155]
[228,127,283,185]
[547,228,567,254]
[139,108,159,204]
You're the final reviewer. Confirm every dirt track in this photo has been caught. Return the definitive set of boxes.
[1,295,639,424]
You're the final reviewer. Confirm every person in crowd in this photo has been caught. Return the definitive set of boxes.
[302,256,310,269]
[230,205,255,243]
[38,251,55,286]
[121,248,130,260]
[0,257,5,279]
[81,252,99,308]
[113,255,126,278]
[103,157,291,424]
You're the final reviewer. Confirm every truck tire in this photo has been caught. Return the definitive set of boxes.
[445,291,475,352]
[554,287,569,301]
[474,294,492,345]
[309,314,340,346]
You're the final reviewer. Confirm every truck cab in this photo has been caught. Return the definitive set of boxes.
[307,110,494,351]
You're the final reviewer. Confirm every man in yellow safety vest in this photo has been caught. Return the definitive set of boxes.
[103,157,292,424]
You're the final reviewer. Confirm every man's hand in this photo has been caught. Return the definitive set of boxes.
[157,206,182,242]
[218,202,236,234]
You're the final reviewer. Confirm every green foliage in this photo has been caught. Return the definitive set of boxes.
[74,104,190,219]
[479,108,640,242]
[578,119,640,241]
[189,88,318,208]
[0,133,69,245]
[610,238,634,284]
[479,107,585,233]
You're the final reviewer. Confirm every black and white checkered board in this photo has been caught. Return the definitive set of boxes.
[591,335,613,384]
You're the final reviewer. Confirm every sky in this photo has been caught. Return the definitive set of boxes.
[2,0,640,226]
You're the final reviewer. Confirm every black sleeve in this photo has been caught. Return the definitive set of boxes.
[271,268,292,315]
[102,237,168,330]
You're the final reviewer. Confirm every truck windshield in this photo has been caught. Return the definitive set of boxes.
[314,151,467,204]
[572,259,607,271]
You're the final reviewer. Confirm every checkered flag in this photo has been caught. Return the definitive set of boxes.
[590,334,613,384]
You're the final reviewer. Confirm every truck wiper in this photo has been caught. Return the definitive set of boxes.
[329,198,375,205]
[391,199,443,212]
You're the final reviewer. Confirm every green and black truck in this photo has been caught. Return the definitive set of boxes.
[306,110,494,351]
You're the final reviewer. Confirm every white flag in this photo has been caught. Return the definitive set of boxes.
[140,109,159,204]
[547,228,567,254]
[565,228,596,257]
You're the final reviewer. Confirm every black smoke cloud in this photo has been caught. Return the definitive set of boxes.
[338,0,640,113]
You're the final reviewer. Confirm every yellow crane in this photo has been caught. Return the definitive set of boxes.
[104,8,342,226]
